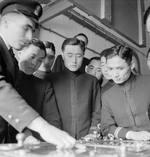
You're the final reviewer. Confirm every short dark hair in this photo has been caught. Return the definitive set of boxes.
[61,38,85,53]
[43,41,55,54]
[89,57,101,63]
[30,38,46,57]
[74,33,88,45]
[100,48,111,58]
[101,45,133,65]
[144,6,150,24]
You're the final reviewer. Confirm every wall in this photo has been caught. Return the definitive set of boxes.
[39,1,150,75]
[39,14,114,59]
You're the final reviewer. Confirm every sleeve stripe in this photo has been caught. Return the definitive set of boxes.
[114,127,122,138]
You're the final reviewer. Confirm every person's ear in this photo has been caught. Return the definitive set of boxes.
[131,59,135,70]
[61,53,64,61]
[85,65,88,73]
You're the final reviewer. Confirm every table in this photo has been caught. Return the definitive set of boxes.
[0,139,150,157]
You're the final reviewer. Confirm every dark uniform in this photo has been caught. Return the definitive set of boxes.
[16,71,61,128]
[49,68,101,139]
[0,0,43,142]
[9,71,61,142]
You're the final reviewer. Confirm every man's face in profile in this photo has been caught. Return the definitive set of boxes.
[4,13,35,51]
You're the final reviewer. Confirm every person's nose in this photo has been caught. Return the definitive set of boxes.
[93,69,97,76]
[72,56,77,64]
[113,71,119,78]
[26,30,33,41]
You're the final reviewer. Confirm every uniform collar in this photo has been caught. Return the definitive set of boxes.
[0,32,10,50]
[63,67,82,78]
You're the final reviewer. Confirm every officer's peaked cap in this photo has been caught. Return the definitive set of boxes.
[0,0,43,22]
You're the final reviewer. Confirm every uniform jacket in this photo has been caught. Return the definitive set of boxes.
[9,71,61,142]
[49,68,101,139]
[101,74,150,139]
[16,71,61,128]
[0,36,38,133]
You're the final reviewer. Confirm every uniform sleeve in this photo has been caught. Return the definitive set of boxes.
[101,94,130,139]
[0,116,7,142]
[42,82,62,129]
[0,76,39,132]
[90,80,101,128]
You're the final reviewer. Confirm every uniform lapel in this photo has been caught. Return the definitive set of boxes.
[0,37,18,84]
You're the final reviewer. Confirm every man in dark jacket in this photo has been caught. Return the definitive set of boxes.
[9,39,61,143]
[17,38,61,129]
[49,38,101,139]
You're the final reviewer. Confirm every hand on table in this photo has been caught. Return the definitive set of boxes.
[126,131,150,141]
[28,117,76,149]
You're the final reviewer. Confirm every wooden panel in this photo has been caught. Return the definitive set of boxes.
[70,0,101,17]
[112,0,139,45]
[68,0,145,46]
[40,0,74,23]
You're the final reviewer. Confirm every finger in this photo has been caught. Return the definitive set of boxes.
[75,143,86,150]
[142,136,150,141]
[62,133,76,148]
[24,136,40,144]
[56,140,66,150]
[60,138,74,149]
[55,135,73,149]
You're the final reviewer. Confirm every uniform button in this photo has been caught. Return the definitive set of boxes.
[15,119,20,123]
[8,115,12,119]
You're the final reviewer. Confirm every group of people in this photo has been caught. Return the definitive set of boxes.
[0,0,150,150]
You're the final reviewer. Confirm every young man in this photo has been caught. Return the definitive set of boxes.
[49,38,101,139]
[8,39,61,143]
[34,41,55,80]
[0,0,75,148]
[52,33,89,73]
[101,45,150,141]
[85,57,103,84]
[18,38,46,75]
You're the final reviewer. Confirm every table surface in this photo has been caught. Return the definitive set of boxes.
[0,139,150,157]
